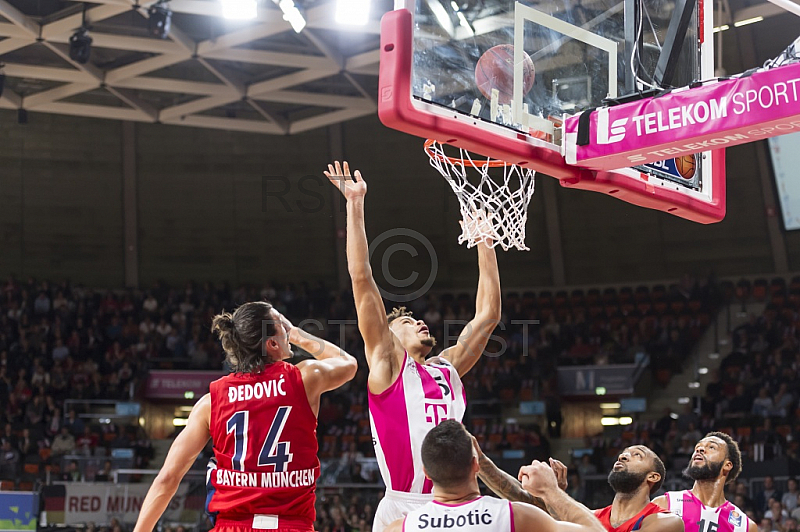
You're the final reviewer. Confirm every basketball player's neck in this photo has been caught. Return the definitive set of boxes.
[433,481,482,505]
[691,479,728,508]
[610,488,651,524]
[407,347,428,365]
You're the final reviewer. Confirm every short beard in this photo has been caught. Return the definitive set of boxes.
[421,337,437,347]
[608,469,649,494]
[683,459,724,481]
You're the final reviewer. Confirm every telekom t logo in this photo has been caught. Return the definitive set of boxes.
[596,108,628,144]
[424,403,449,425]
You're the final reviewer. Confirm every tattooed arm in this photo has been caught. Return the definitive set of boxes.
[472,436,547,509]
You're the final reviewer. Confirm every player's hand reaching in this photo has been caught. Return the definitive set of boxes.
[460,208,497,247]
[550,458,568,491]
[470,435,486,467]
[518,460,560,498]
[325,161,366,202]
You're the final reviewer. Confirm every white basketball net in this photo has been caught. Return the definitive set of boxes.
[425,140,536,251]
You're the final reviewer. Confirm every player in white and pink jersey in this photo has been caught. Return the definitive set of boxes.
[386,421,606,532]
[326,161,501,532]
[653,432,757,532]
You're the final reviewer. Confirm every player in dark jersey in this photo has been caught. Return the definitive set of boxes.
[652,432,757,532]
[133,301,358,532]
[474,442,683,532]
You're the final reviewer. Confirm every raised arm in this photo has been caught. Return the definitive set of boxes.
[473,435,539,505]
[325,162,403,388]
[473,436,567,510]
[519,461,601,529]
[441,236,501,377]
[134,394,211,532]
[283,315,358,411]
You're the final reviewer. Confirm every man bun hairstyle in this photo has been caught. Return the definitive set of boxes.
[706,431,742,485]
[212,301,277,373]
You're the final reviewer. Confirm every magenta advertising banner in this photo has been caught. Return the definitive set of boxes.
[564,62,800,170]
[143,370,224,399]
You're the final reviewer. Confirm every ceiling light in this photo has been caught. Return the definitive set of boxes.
[678,397,691,404]
[173,418,189,426]
[221,0,258,20]
[713,25,729,33]
[601,417,620,426]
[688,381,700,388]
[619,416,633,425]
[734,16,763,27]
[698,367,709,375]
[148,2,172,39]
[600,402,621,409]
[335,0,370,26]
[277,0,306,33]
[69,28,92,64]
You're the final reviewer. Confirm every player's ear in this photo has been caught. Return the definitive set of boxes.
[422,466,432,481]
[722,459,733,477]
[264,337,279,358]
[471,455,480,475]
[647,471,661,487]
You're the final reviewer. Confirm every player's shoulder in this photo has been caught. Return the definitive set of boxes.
[641,508,685,532]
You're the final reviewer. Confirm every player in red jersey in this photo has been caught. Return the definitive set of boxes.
[592,446,683,532]
[653,433,757,532]
[133,301,358,532]
[474,442,682,532]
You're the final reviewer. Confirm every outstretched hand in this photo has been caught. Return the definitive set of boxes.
[518,460,560,498]
[460,208,496,247]
[325,161,366,202]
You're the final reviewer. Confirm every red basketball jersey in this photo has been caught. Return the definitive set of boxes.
[594,502,667,532]
[207,362,319,527]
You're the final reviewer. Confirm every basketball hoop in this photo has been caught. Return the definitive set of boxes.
[424,139,536,252]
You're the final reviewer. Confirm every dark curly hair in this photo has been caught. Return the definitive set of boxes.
[386,306,413,324]
[705,431,742,485]
[211,301,278,373]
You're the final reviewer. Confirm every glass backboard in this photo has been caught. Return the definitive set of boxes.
[379,0,726,223]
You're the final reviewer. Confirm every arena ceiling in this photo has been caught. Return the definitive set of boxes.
[0,0,793,135]
[0,0,393,134]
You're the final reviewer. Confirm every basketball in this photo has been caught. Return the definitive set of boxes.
[475,44,535,104]
[674,154,697,179]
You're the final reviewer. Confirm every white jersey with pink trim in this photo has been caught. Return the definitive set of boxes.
[666,490,749,532]
[403,496,514,532]
[368,353,467,494]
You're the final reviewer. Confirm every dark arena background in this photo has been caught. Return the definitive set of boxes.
[0,0,799,531]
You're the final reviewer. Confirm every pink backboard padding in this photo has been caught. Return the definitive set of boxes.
[564,62,800,171]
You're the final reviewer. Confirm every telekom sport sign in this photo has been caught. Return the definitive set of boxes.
[564,61,800,170]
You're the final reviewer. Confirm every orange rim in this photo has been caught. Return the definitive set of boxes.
[424,139,509,168]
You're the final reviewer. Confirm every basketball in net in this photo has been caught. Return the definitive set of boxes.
[475,44,535,104]
[424,140,536,252]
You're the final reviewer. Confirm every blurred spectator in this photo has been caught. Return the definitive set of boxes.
[51,426,76,457]
[95,460,113,482]
[784,480,800,513]
[60,460,81,482]
[0,439,20,479]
